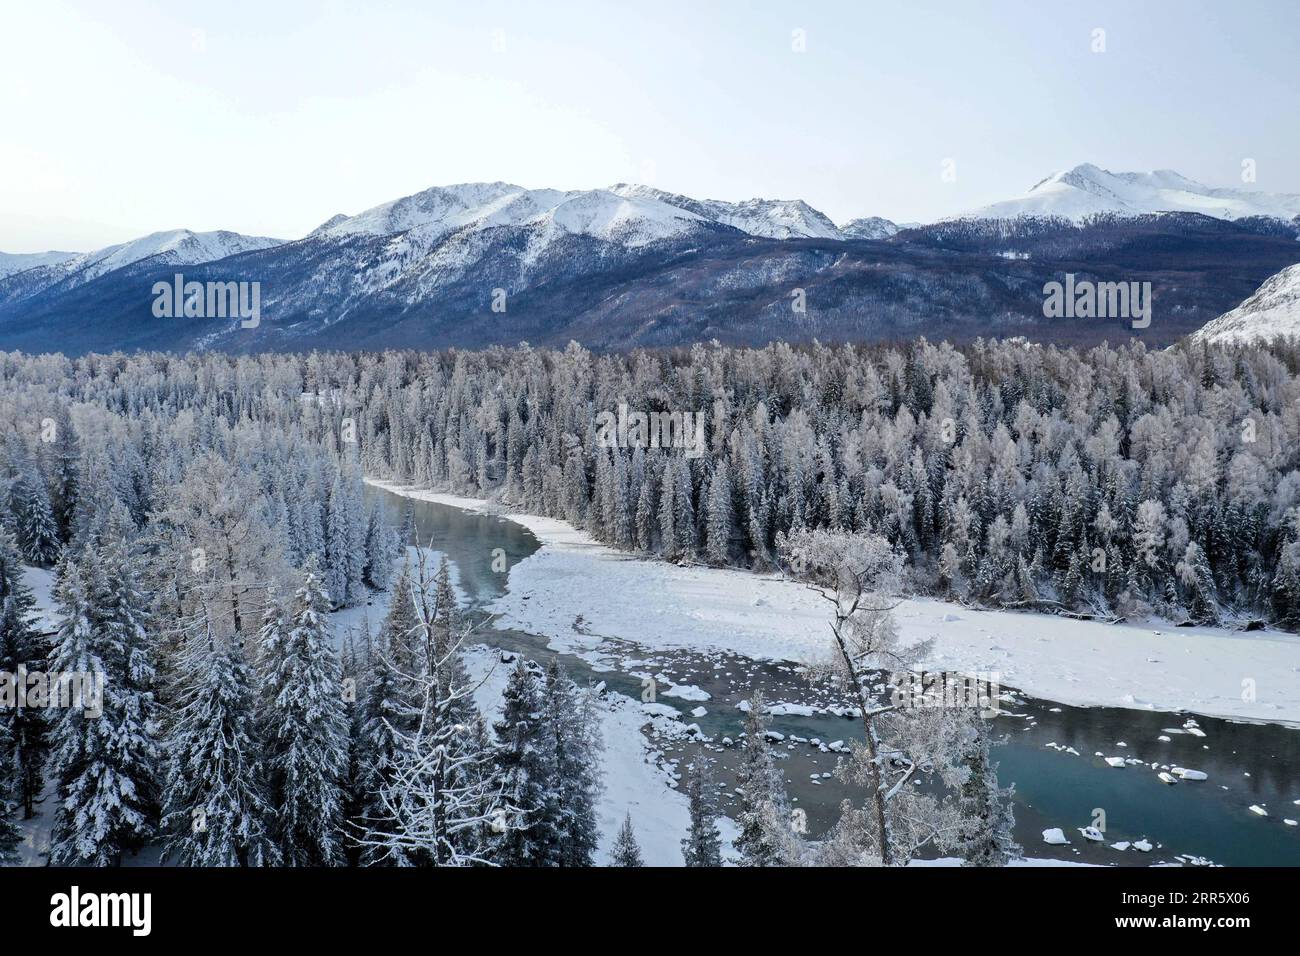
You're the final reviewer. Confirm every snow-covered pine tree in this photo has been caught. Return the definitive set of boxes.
[0,727,20,864]
[954,723,1020,867]
[611,811,643,867]
[734,690,793,866]
[353,561,424,863]
[493,657,556,866]
[48,510,159,866]
[10,460,60,565]
[399,504,417,548]
[681,749,723,867]
[0,528,50,819]
[542,659,602,866]
[362,501,395,591]
[161,614,279,867]
[429,555,474,727]
[259,556,349,866]
[45,406,80,544]
[705,463,733,565]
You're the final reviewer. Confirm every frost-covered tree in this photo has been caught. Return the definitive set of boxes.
[542,659,603,866]
[259,557,349,866]
[780,527,983,866]
[48,511,159,866]
[734,691,793,866]
[8,459,60,565]
[161,617,278,867]
[493,658,555,866]
[611,811,643,867]
[360,549,505,866]
[362,501,395,591]
[681,749,723,867]
[954,724,1019,867]
[0,529,49,819]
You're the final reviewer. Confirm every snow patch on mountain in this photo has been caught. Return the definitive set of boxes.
[840,216,899,240]
[0,249,77,280]
[319,182,705,249]
[607,183,843,239]
[62,229,284,285]
[1191,263,1300,344]
[958,164,1300,223]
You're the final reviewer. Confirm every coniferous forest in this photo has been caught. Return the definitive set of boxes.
[2,337,1298,867]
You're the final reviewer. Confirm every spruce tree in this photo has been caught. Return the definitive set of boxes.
[681,749,723,867]
[734,691,791,866]
[493,657,556,865]
[161,621,278,866]
[543,659,602,866]
[955,725,1020,867]
[0,529,50,819]
[611,811,644,867]
[259,557,349,866]
[48,513,159,866]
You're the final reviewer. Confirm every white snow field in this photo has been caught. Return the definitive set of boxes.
[1191,262,1300,345]
[367,480,1300,726]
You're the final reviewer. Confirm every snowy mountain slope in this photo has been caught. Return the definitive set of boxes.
[607,183,844,239]
[64,228,285,282]
[1191,263,1300,344]
[0,228,285,310]
[959,164,1300,223]
[0,249,77,279]
[321,182,707,248]
[840,216,899,239]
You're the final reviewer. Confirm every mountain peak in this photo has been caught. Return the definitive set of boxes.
[961,164,1300,223]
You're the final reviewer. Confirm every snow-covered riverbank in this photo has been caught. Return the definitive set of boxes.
[366,479,1300,726]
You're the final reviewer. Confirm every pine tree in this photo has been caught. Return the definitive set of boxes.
[0,529,50,819]
[48,513,159,866]
[681,749,723,867]
[161,622,279,866]
[362,501,395,591]
[399,504,417,548]
[734,691,791,866]
[493,657,556,866]
[705,465,733,564]
[611,811,644,867]
[10,461,60,565]
[0,730,21,864]
[955,724,1020,867]
[353,596,415,865]
[259,557,349,866]
[543,659,602,866]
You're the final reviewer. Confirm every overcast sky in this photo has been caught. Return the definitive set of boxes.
[3,0,1298,252]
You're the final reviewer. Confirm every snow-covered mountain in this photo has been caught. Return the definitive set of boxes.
[0,249,77,279]
[0,228,285,313]
[320,182,708,249]
[959,164,1300,223]
[840,216,900,240]
[60,229,285,285]
[606,183,848,239]
[1191,263,1300,344]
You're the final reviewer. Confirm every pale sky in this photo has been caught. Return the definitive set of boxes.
[2,0,1298,252]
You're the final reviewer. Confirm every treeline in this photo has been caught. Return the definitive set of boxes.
[4,337,1300,628]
